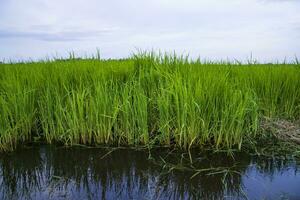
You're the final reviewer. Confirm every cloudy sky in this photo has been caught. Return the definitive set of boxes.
[0,0,299,61]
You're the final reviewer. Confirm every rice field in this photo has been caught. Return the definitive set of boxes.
[0,52,299,151]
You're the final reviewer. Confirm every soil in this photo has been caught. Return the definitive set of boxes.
[261,118,300,144]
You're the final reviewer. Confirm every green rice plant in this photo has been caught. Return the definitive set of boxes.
[0,68,36,151]
[0,52,299,151]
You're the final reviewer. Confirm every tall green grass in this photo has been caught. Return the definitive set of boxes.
[0,53,299,151]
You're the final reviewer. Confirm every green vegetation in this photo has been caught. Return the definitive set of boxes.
[0,52,299,151]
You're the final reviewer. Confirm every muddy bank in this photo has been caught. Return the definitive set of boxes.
[261,119,300,144]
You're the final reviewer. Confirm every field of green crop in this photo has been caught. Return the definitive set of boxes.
[0,52,299,151]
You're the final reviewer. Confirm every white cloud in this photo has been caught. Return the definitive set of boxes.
[0,26,119,41]
[0,0,299,61]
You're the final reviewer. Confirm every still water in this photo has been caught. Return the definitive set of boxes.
[0,146,300,200]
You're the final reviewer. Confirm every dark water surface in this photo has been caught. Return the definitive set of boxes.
[0,146,300,200]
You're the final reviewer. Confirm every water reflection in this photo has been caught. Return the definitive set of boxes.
[0,146,299,200]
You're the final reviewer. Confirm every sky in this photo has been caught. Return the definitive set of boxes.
[0,0,299,62]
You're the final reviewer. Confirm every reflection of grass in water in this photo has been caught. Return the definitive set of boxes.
[0,52,299,151]
[0,147,44,199]
[45,147,251,199]
[0,146,299,199]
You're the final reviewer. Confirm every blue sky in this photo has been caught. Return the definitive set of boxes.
[0,0,299,61]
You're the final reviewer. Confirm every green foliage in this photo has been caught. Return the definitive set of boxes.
[0,53,299,151]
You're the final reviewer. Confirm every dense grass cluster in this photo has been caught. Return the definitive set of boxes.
[0,53,299,151]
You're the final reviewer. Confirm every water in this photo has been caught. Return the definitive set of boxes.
[0,146,300,200]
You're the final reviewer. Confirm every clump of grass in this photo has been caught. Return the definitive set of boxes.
[0,52,299,151]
